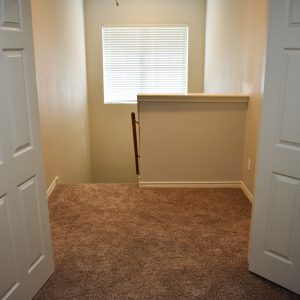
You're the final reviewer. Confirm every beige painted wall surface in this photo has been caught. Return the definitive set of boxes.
[32,0,91,188]
[84,0,206,183]
[204,0,268,194]
[138,96,248,184]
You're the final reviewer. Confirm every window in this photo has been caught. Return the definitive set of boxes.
[102,26,189,104]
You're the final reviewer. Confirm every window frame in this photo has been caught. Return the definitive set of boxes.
[101,24,189,104]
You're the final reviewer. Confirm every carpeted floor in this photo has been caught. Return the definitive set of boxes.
[34,184,299,299]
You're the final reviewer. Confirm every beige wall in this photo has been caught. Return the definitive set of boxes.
[84,0,206,183]
[32,0,91,189]
[204,0,268,194]
[138,95,248,185]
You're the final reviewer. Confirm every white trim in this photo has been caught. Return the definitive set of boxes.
[240,181,254,203]
[139,181,241,188]
[102,24,189,28]
[139,181,254,204]
[46,176,59,199]
[137,93,249,103]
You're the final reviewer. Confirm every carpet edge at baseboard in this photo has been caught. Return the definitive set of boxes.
[47,176,59,199]
[139,181,254,203]
[139,181,241,188]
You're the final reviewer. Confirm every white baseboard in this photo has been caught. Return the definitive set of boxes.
[240,182,254,203]
[47,176,59,199]
[139,181,241,188]
[139,180,253,203]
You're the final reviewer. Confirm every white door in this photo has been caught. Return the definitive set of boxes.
[0,1,54,299]
[248,0,300,294]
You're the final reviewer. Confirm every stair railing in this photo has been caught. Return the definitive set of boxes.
[131,112,140,175]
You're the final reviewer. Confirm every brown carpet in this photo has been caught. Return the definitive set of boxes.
[34,184,299,299]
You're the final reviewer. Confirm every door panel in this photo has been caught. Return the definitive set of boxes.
[1,0,21,29]
[4,49,33,155]
[288,0,300,25]
[0,141,3,164]
[0,0,54,299]
[18,177,44,272]
[265,174,299,262]
[279,50,300,144]
[0,194,18,299]
[249,0,300,294]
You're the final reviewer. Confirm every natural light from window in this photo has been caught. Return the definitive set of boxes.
[102,25,189,104]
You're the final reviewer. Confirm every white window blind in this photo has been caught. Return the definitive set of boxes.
[102,26,188,104]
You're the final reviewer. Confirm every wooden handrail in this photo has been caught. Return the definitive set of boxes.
[131,112,140,175]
